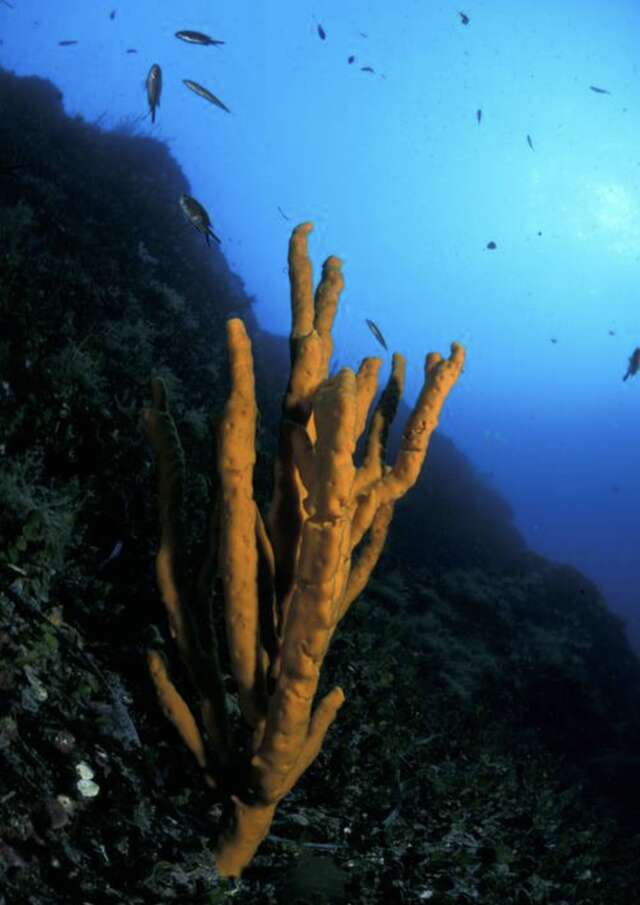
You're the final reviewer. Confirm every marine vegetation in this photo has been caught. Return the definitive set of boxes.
[142,222,464,876]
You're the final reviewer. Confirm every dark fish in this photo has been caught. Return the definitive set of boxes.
[110,9,116,20]
[179,193,221,245]
[97,540,123,572]
[550,338,557,344]
[361,66,375,73]
[182,79,231,112]
[476,108,482,123]
[317,23,326,40]
[277,205,291,221]
[146,63,162,123]
[348,55,355,64]
[360,32,368,38]
[366,318,388,351]
[526,134,534,150]
[608,329,616,336]
[623,347,640,381]
[459,11,470,25]
[486,241,496,250]
[589,85,611,94]
[58,40,78,46]
[126,48,137,54]
[175,30,225,46]
[0,162,25,177]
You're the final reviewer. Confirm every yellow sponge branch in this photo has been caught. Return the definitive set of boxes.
[216,319,264,729]
[142,221,465,879]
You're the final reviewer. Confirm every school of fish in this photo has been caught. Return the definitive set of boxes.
[46,9,635,372]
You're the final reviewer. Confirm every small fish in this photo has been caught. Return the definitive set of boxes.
[486,241,496,250]
[348,55,355,64]
[608,329,616,336]
[277,205,291,221]
[175,30,225,46]
[366,318,388,351]
[459,11,470,25]
[476,108,482,124]
[58,40,78,46]
[179,193,221,245]
[526,134,534,150]
[361,66,375,73]
[317,23,326,40]
[146,63,162,123]
[110,9,116,20]
[126,48,137,54]
[182,79,231,112]
[550,338,557,344]
[623,347,640,381]
[0,162,25,177]
[97,540,123,572]
[589,85,611,94]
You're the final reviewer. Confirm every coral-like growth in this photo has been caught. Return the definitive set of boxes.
[142,222,465,877]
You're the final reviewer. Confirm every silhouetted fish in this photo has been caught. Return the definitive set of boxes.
[486,241,496,250]
[348,55,355,64]
[608,329,616,336]
[459,11,470,25]
[146,63,162,123]
[361,66,374,73]
[623,347,640,381]
[179,193,221,245]
[589,85,611,94]
[366,318,388,351]
[175,30,225,46]
[126,48,137,54]
[526,134,534,150]
[317,23,326,40]
[58,40,78,46]
[0,162,25,176]
[97,540,123,572]
[550,338,557,344]
[110,9,116,20]
[476,108,482,124]
[182,79,231,112]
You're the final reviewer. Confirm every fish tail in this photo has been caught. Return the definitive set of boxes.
[151,107,156,124]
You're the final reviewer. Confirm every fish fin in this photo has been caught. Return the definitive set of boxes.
[211,230,221,244]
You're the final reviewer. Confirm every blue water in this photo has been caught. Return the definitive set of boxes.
[2,0,638,642]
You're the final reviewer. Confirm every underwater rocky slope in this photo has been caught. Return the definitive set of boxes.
[1,67,640,904]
